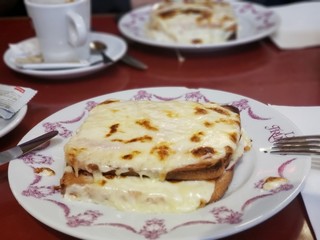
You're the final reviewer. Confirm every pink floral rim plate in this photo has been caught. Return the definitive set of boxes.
[118,1,280,50]
[8,87,310,240]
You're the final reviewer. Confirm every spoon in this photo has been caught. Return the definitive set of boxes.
[90,40,148,70]
[90,41,114,64]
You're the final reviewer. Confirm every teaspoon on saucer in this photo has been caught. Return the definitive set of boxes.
[91,40,148,70]
[90,41,114,64]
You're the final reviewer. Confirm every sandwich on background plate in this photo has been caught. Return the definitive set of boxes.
[146,0,238,45]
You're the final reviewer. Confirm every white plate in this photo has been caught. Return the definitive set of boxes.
[0,105,27,138]
[8,87,310,240]
[118,1,280,50]
[3,32,127,80]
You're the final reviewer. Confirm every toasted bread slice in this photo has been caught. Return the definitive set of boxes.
[210,168,233,202]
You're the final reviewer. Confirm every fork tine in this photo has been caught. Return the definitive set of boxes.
[260,148,320,155]
[270,148,320,155]
[270,149,320,155]
[274,142,320,149]
[276,135,320,142]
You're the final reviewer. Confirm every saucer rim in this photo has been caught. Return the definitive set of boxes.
[0,105,28,138]
[3,32,127,80]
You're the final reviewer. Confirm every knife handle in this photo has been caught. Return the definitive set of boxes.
[19,131,59,154]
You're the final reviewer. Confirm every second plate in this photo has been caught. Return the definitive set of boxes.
[118,1,280,50]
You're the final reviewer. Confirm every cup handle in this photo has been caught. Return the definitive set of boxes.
[67,11,88,47]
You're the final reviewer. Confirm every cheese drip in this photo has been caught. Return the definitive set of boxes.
[64,176,215,213]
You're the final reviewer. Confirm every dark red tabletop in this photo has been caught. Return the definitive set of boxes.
[0,15,318,240]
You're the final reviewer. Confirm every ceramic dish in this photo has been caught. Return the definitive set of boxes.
[3,32,127,80]
[0,105,27,138]
[8,87,310,240]
[118,1,279,50]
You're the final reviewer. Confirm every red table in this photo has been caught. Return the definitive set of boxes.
[0,15,318,240]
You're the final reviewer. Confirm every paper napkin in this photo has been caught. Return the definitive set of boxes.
[9,39,42,63]
[9,40,90,70]
[270,1,320,49]
[271,105,320,239]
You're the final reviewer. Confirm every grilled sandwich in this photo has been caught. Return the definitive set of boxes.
[146,0,237,45]
[61,100,251,213]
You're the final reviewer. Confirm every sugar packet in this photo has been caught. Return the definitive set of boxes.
[0,84,37,119]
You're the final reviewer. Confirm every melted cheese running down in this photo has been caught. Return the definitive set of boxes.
[64,100,245,179]
[64,176,215,213]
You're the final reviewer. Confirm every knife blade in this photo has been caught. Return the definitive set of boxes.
[0,130,58,165]
[121,54,148,70]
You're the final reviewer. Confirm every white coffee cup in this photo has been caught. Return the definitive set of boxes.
[24,0,91,63]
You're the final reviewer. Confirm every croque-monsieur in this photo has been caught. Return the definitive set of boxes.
[146,0,237,45]
[61,100,251,213]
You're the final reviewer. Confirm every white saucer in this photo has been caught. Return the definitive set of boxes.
[0,105,27,138]
[3,32,127,80]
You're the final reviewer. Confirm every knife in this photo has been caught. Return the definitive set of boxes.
[0,130,58,165]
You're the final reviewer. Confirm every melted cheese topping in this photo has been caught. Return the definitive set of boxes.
[34,167,55,176]
[263,177,288,191]
[64,176,215,213]
[146,0,237,44]
[64,100,245,179]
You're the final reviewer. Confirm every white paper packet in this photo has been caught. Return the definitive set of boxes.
[0,84,37,119]
[9,39,42,65]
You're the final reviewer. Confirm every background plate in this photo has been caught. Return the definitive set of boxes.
[118,1,279,50]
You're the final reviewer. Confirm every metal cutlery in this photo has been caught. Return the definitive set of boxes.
[91,40,148,70]
[90,41,114,64]
[262,135,320,155]
[0,130,58,165]
[121,54,148,70]
[114,14,148,70]
[17,38,148,71]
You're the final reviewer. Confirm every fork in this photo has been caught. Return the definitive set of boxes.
[262,135,320,156]
[262,135,320,170]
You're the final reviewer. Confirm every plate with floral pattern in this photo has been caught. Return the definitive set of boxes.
[8,87,310,240]
[118,1,280,50]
